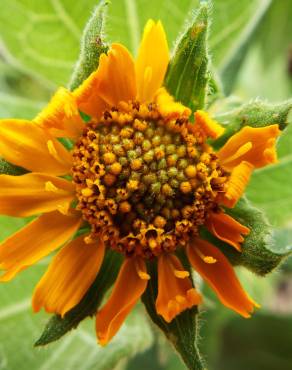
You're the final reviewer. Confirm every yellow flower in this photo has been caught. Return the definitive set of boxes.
[0,20,280,345]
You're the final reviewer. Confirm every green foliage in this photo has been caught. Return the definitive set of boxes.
[0,0,102,88]
[0,0,273,90]
[218,0,272,94]
[142,258,204,370]
[0,61,47,119]
[36,250,122,346]
[213,313,292,370]
[235,0,292,102]
[69,1,109,90]
[165,2,209,112]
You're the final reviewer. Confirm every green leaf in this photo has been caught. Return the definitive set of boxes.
[218,0,271,94]
[0,0,102,88]
[0,0,274,90]
[209,0,272,84]
[0,61,48,119]
[0,220,153,369]
[69,0,109,90]
[212,99,292,148]
[0,158,27,175]
[165,2,209,112]
[234,1,292,102]
[213,313,292,370]
[35,249,122,346]
[142,258,204,370]
[202,198,292,276]
[0,92,45,119]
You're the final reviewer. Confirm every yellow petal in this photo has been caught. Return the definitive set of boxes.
[156,254,202,322]
[0,211,81,281]
[96,257,148,345]
[194,110,225,139]
[32,235,105,316]
[217,124,280,170]
[187,238,258,318]
[221,161,254,208]
[205,211,250,251]
[34,87,85,139]
[0,119,72,175]
[0,173,75,217]
[136,20,169,102]
[73,44,136,116]
[155,87,191,120]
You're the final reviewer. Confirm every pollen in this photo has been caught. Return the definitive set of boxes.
[72,101,227,258]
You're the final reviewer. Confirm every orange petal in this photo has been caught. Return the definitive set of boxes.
[194,110,225,139]
[0,211,81,281]
[73,72,109,119]
[34,87,85,139]
[217,124,280,170]
[136,20,169,102]
[221,161,254,208]
[0,173,75,217]
[187,238,258,317]
[74,44,136,116]
[0,119,72,175]
[156,254,202,322]
[32,235,105,316]
[96,257,148,345]
[155,87,191,120]
[205,211,250,251]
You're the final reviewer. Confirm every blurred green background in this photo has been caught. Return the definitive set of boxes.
[0,1,292,369]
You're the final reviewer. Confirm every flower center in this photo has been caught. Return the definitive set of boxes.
[72,101,226,258]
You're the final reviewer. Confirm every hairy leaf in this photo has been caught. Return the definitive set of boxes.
[69,0,109,90]
[213,99,292,148]
[165,2,209,112]
[142,258,204,370]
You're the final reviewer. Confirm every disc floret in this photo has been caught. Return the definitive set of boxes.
[72,101,227,258]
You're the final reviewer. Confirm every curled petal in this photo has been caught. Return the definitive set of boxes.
[34,87,85,139]
[156,254,202,323]
[136,20,169,102]
[0,119,72,175]
[96,257,148,345]
[73,72,108,118]
[217,124,280,171]
[0,173,75,217]
[194,110,225,139]
[221,161,254,208]
[155,88,191,120]
[187,238,258,318]
[205,211,250,251]
[0,211,81,281]
[32,235,105,316]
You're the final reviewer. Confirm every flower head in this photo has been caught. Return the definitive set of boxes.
[0,20,280,345]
